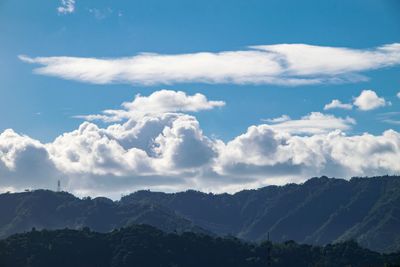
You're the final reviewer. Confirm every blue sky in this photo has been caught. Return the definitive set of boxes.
[1,0,399,141]
[0,0,399,197]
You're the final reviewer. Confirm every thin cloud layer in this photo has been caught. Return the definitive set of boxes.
[262,112,355,134]
[378,112,400,125]
[19,43,400,86]
[1,91,399,197]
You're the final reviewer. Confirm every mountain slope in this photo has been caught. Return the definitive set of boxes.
[121,175,400,252]
[0,176,399,253]
[0,190,207,238]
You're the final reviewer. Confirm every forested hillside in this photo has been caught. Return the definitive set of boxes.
[1,225,399,267]
[0,190,207,238]
[1,176,399,253]
[123,175,400,253]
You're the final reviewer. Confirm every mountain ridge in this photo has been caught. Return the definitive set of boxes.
[1,175,399,253]
[121,175,400,252]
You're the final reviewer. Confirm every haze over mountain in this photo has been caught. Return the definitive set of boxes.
[1,176,399,253]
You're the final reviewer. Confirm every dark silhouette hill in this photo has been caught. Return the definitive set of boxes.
[1,225,399,267]
[0,176,399,253]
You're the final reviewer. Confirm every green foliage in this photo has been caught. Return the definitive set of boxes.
[0,225,399,267]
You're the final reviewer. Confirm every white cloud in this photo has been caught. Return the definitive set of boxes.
[324,99,353,110]
[19,43,400,86]
[48,112,218,177]
[152,115,217,170]
[262,112,355,135]
[47,122,154,176]
[262,115,291,123]
[215,127,400,180]
[353,90,388,110]
[0,91,399,197]
[0,130,59,190]
[75,90,225,122]
[57,0,75,14]
[397,92,400,99]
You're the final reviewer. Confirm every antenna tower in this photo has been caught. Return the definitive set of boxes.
[57,180,61,192]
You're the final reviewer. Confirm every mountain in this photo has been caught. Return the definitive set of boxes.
[1,225,399,267]
[0,176,399,253]
[121,175,400,253]
[0,189,207,238]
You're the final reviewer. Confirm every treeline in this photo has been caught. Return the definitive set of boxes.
[0,225,399,267]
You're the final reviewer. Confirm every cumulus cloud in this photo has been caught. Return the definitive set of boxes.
[1,117,208,194]
[19,43,400,86]
[75,90,225,122]
[0,91,399,197]
[215,127,400,180]
[57,0,75,14]
[324,99,353,110]
[353,89,388,110]
[49,112,218,177]
[152,115,217,170]
[324,89,392,111]
[0,130,59,190]
[397,92,400,99]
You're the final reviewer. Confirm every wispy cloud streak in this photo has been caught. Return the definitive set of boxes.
[19,43,400,86]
